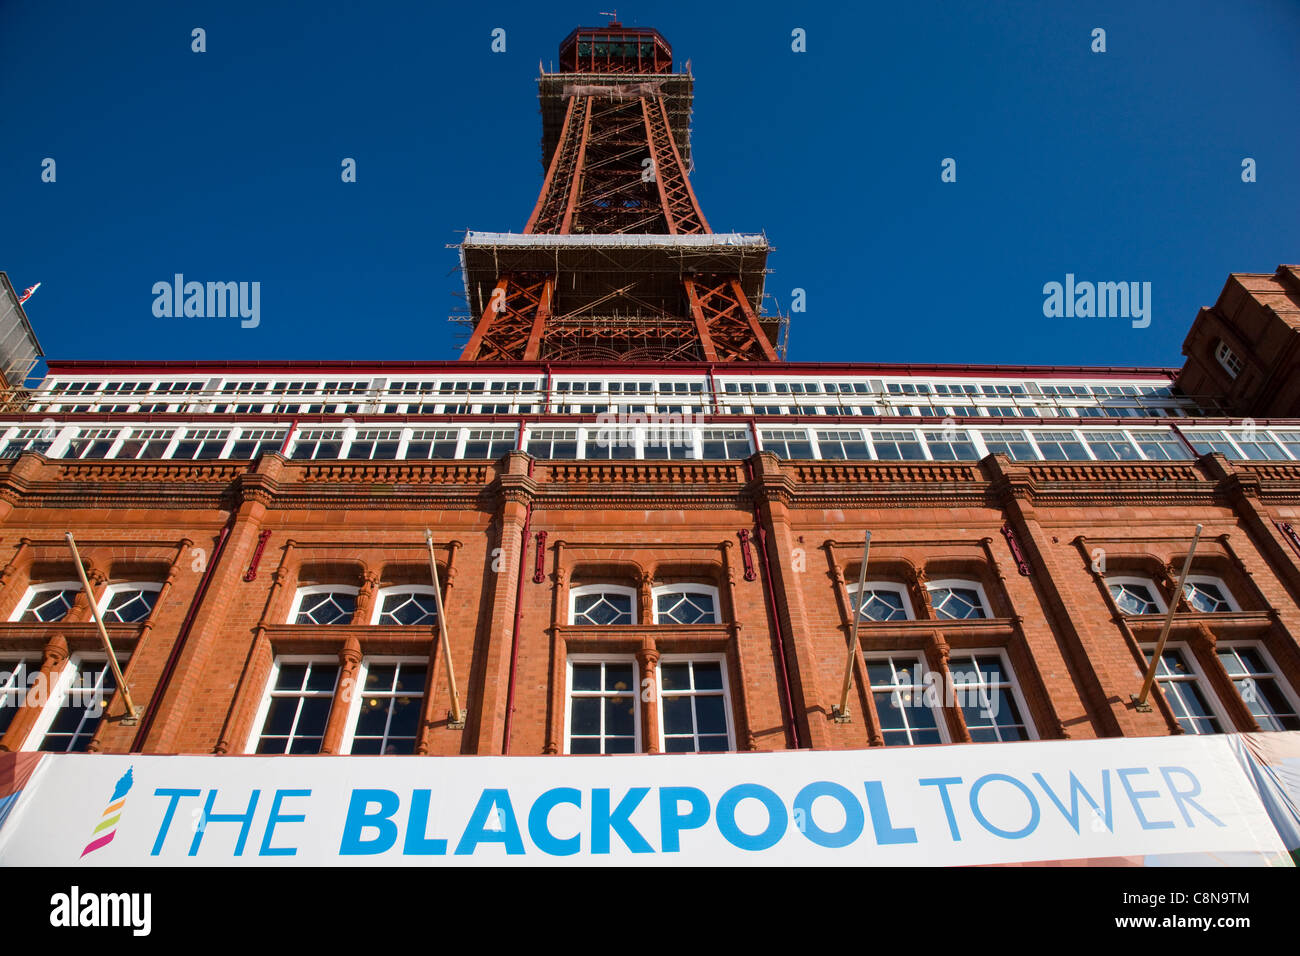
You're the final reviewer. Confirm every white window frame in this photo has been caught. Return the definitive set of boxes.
[1183,574,1240,613]
[655,653,736,754]
[369,585,440,626]
[945,647,1039,742]
[1215,641,1300,731]
[9,581,84,623]
[0,655,40,736]
[97,582,163,623]
[20,652,126,752]
[650,584,721,625]
[287,584,361,625]
[1106,575,1169,615]
[925,578,993,620]
[846,581,916,622]
[564,653,643,755]
[1215,341,1243,379]
[338,655,429,755]
[244,655,340,755]
[862,651,951,745]
[1140,641,1229,735]
[568,584,638,626]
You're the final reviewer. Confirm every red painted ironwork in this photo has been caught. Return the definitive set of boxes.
[243,530,272,582]
[533,529,548,584]
[737,528,758,582]
[1001,524,1032,577]
[457,24,780,365]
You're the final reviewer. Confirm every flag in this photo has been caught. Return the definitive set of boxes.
[17,283,40,305]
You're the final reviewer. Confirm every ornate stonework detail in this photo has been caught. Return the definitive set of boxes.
[243,529,272,582]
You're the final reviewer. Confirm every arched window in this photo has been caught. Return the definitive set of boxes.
[1107,576,1167,615]
[846,582,915,622]
[10,582,81,623]
[926,579,991,620]
[1215,340,1243,379]
[1182,575,1239,613]
[288,585,360,625]
[569,585,636,625]
[98,583,162,623]
[370,586,439,626]
[651,584,719,624]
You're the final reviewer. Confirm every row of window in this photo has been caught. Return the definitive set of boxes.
[12,422,1300,464]
[34,376,1205,416]
[8,572,1246,631]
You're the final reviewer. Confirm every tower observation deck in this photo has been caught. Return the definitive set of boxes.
[458,22,783,364]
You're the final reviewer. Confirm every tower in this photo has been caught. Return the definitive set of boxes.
[458,21,784,364]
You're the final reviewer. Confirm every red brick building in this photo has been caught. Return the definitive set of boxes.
[1,23,1299,764]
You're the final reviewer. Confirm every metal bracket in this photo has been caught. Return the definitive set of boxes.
[119,705,143,727]
[1130,694,1153,713]
[830,707,852,724]
[446,709,467,730]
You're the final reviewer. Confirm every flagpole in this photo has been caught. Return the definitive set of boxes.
[835,530,872,720]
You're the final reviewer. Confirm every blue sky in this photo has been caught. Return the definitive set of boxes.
[2,0,1297,378]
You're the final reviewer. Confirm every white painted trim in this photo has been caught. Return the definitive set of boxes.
[845,581,916,621]
[568,584,637,626]
[650,583,721,624]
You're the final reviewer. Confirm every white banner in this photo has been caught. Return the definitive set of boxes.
[0,735,1291,866]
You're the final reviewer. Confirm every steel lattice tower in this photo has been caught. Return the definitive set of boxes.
[458,22,783,364]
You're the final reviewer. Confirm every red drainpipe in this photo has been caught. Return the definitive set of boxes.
[130,516,236,752]
[501,454,535,754]
[742,422,802,749]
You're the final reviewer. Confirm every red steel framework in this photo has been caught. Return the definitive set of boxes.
[460,23,778,365]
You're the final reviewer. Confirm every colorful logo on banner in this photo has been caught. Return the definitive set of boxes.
[81,767,134,858]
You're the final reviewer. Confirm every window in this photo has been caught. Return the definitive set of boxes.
[1084,431,1142,461]
[1131,430,1193,461]
[1184,430,1241,459]
[290,429,344,460]
[343,659,427,754]
[642,429,695,460]
[116,428,174,460]
[1182,575,1238,613]
[816,430,871,460]
[1030,431,1090,461]
[406,429,460,459]
[347,429,401,460]
[865,654,945,746]
[0,657,39,738]
[1226,430,1287,461]
[24,654,125,753]
[566,657,640,754]
[11,583,81,623]
[99,583,161,623]
[981,431,1037,461]
[652,585,718,624]
[760,429,813,459]
[463,429,516,459]
[526,429,579,460]
[229,429,287,459]
[0,428,56,459]
[63,428,120,460]
[848,582,915,622]
[249,658,339,754]
[569,585,636,625]
[947,651,1034,742]
[171,429,231,460]
[1143,645,1224,735]
[371,587,439,626]
[658,657,733,753]
[1215,341,1244,379]
[700,429,751,459]
[870,430,925,461]
[289,587,359,625]
[584,427,638,460]
[927,580,991,620]
[1108,577,1166,615]
[1216,644,1300,731]
[923,429,980,461]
